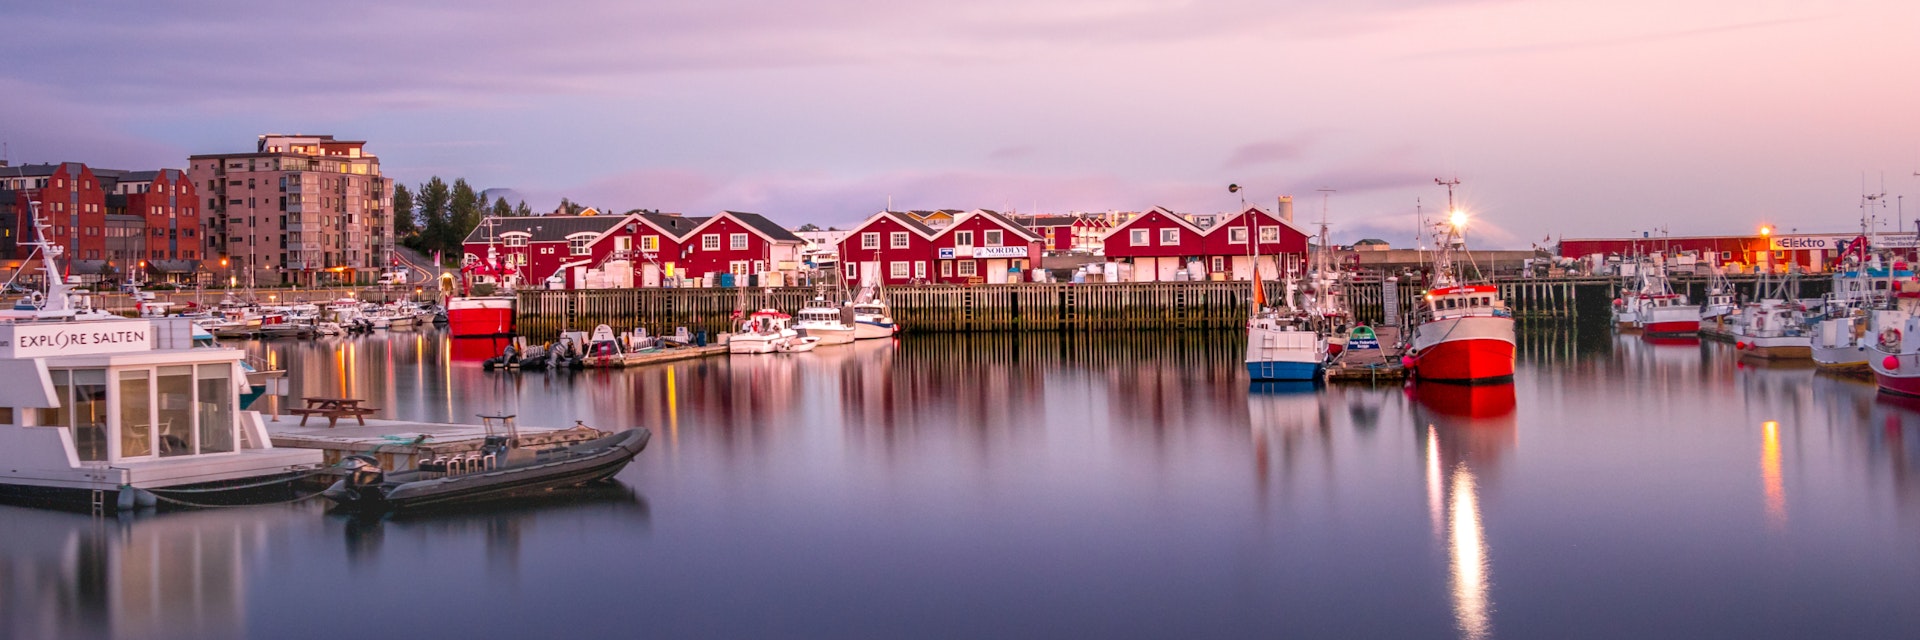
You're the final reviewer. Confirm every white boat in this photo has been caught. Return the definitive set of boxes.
[1732,299,1811,360]
[778,336,821,353]
[730,310,797,355]
[849,284,898,339]
[793,297,856,346]
[1246,308,1326,382]
[0,203,323,512]
[1811,257,1908,372]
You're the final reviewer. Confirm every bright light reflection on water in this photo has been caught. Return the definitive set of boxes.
[6,328,1920,639]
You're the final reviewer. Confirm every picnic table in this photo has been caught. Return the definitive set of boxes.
[289,397,379,428]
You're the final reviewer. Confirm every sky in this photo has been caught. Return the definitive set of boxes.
[2,0,1918,248]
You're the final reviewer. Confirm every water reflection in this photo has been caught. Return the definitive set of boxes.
[0,504,284,640]
[1413,382,1516,640]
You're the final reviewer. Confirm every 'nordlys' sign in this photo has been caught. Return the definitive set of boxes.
[973,246,1028,258]
[0,321,153,358]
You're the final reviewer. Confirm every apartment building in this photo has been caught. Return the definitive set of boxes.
[187,134,393,286]
[0,162,203,283]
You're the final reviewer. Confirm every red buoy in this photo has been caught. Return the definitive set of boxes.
[1886,355,1901,371]
[1735,341,1747,350]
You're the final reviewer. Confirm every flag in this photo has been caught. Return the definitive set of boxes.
[1252,277,1266,308]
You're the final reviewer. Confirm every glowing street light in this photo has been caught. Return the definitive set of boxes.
[1759,225,1773,237]
[1450,210,1469,229]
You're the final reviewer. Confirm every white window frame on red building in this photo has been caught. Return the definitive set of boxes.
[1160,228,1179,245]
[985,230,1002,245]
[891,231,910,248]
[1228,228,1247,244]
[940,261,953,277]
[955,230,974,247]
[890,261,909,279]
[914,261,926,279]
[1130,229,1149,246]
[703,234,720,251]
[730,233,748,250]
[1259,227,1278,242]
[958,260,977,277]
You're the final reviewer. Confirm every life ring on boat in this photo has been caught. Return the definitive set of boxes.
[1880,328,1903,349]
[1612,298,1624,308]
[1753,316,1765,331]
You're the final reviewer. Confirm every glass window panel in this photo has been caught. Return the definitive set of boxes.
[157,369,195,457]
[39,369,69,428]
[119,371,152,458]
[72,370,107,462]
[196,365,235,454]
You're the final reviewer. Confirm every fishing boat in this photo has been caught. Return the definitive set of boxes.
[730,309,797,354]
[1244,258,1325,382]
[448,222,520,338]
[1631,259,1700,337]
[1405,185,1516,383]
[0,203,324,512]
[1810,254,1907,372]
[793,297,857,345]
[1733,299,1812,360]
[849,284,898,339]
[322,414,649,513]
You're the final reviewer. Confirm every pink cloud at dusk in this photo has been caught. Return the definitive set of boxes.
[1,0,1917,247]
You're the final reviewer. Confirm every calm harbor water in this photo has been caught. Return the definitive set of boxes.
[6,326,1920,639]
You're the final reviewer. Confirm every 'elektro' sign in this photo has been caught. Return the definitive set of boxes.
[1769,236,1852,251]
[0,321,153,359]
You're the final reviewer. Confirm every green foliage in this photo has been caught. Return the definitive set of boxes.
[416,177,452,258]
[492,197,511,218]
[514,200,533,216]
[798,223,820,232]
[391,183,417,237]
[448,179,481,253]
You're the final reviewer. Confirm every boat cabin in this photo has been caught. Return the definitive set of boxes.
[1424,286,1507,319]
[0,318,278,465]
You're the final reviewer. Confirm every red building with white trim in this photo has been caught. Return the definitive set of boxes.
[928,210,1044,284]
[838,210,939,287]
[676,211,806,285]
[1100,206,1311,281]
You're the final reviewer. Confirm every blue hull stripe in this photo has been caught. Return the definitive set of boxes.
[1246,361,1323,381]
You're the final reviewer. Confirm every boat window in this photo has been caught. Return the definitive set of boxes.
[196,364,236,454]
[119,371,153,458]
[157,365,195,457]
[72,370,107,462]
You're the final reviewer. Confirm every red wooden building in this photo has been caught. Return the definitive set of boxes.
[1100,206,1310,281]
[928,209,1044,284]
[837,210,939,287]
[676,211,805,285]
[461,214,652,289]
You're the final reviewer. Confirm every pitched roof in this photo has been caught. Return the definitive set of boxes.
[950,209,1043,241]
[1206,206,1309,238]
[683,211,803,243]
[1026,215,1081,227]
[1101,206,1207,240]
[848,210,938,238]
[0,163,65,178]
[461,215,627,244]
[639,213,709,239]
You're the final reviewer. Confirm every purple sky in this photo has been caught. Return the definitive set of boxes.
[3,0,1917,247]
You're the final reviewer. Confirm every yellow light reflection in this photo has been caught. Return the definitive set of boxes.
[666,366,679,451]
[1762,420,1785,528]
[1449,466,1491,640]
[1426,425,1443,535]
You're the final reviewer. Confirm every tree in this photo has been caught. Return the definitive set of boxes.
[515,200,533,216]
[417,177,451,259]
[492,197,512,218]
[391,182,417,238]
[447,179,481,256]
[798,223,820,232]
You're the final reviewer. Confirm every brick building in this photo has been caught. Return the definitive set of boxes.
[0,162,202,283]
[187,134,393,286]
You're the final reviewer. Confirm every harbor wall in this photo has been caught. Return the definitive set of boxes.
[512,274,1832,340]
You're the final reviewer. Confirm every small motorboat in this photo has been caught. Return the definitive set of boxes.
[322,416,650,513]
[778,336,821,353]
